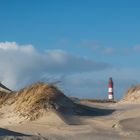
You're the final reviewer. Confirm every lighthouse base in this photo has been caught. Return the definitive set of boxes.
[108,94,113,100]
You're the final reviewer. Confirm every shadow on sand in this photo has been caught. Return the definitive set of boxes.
[74,103,115,116]
[0,128,29,136]
[55,103,115,125]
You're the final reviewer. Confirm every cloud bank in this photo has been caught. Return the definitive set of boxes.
[0,42,110,90]
[0,41,138,99]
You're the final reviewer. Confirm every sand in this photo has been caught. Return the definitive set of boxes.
[119,84,140,104]
[0,82,140,140]
[0,102,140,140]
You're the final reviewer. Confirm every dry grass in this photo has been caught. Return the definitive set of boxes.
[0,82,75,120]
[12,82,63,119]
[1,82,109,121]
[125,84,140,95]
[120,84,140,103]
[0,91,14,107]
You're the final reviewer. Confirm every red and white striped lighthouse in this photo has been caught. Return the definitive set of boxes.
[108,77,114,100]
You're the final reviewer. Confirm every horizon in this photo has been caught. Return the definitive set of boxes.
[0,0,140,99]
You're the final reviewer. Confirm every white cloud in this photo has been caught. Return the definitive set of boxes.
[0,42,110,90]
[0,41,34,52]
[0,42,18,50]
[0,42,139,99]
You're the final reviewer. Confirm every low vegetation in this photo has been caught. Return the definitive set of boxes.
[119,84,140,103]
[0,82,75,120]
[80,98,116,103]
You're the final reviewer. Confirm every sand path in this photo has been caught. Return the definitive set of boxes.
[0,102,140,140]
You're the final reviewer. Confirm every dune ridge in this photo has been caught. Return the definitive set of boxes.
[0,82,76,121]
[0,82,140,139]
[119,84,140,103]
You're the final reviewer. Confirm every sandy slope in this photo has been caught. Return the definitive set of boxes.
[0,102,140,140]
[0,82,140,140]
[119,84,140,104]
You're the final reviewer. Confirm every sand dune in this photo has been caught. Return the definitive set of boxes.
[4,102,140,140]
[119,84,140,104]
[0,82,140,139]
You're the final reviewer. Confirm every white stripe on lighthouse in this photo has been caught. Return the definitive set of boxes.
[108,94,113,99]
[108,88,113,92]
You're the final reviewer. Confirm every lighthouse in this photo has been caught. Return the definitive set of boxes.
[108,77,114,100]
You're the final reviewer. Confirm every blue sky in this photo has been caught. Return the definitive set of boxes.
[0,0,140,99]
